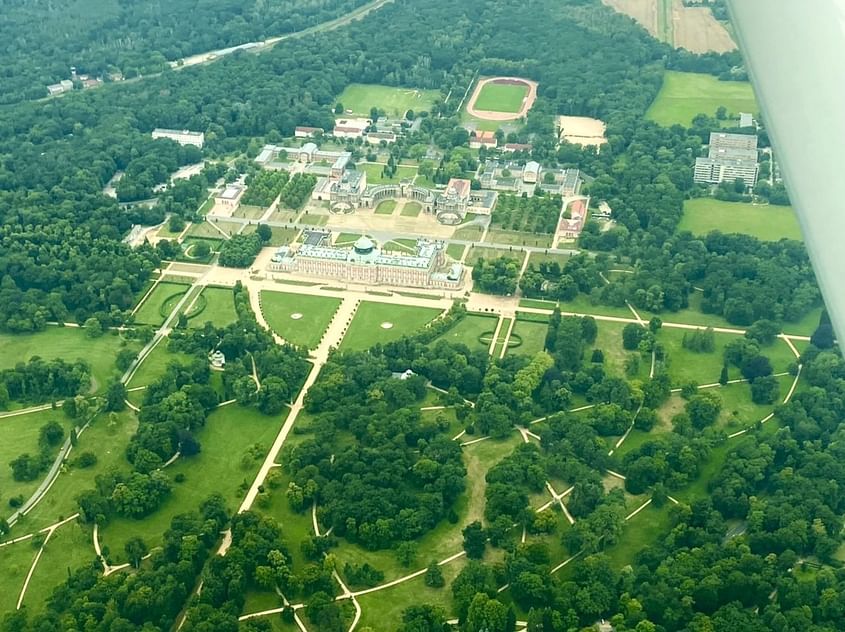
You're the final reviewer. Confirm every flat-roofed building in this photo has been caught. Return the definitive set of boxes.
[502,143,533,153]
[739,113,754,128]
[694,157,759,187]
[152,128,205,148]
[47,79,74,96]
[332,118,371,139]
[295,126,324,138]
[216,183,244,208]
[694,132,759,187]
[364,131,397,145]
[523,161,540,184]
[710,132,758,153]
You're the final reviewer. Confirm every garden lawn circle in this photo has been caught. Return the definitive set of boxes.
[380,322,394,329]
[466,76,538,121]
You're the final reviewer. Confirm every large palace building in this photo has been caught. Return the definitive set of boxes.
[268,235,465,289]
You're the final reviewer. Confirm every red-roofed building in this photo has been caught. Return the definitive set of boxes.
[469,130,498,149]
[558,199,589,240]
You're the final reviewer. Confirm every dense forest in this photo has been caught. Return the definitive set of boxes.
[0,0,375,105]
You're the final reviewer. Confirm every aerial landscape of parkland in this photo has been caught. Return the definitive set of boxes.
[0,1,842,631]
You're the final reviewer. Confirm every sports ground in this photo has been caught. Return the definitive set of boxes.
[646,71,758,126]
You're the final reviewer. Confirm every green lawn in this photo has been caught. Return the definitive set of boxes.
[133,281,191,326]
[21,521,94,613]
[679,198,803,242]
[242,224,300,246]
[374,199,397,215]
[434,313,499,353]
[646,71,759,127]
[126,342,197,388]
[187,286,238,328]
[336,83,440,117]
[18,410,139,533]
[603,503,673,569]
[360,162,418,185]
[401,201,423,217]
[260,291,341,349]
[340,303,443,352]
[334,232,365,246]
[0,538,37,613]
[0,408,73,510]
[445,243,465,260]
[659,328,737,386]
[0,328,136,396]
[473,82,528,113]
[509,319,549,357]
[100,405,281,563]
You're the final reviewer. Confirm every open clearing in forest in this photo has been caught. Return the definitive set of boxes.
[260,291,341,349]
[99,405,280,564]
[0,409,73,510]
[679,199,802,242]
[336,83,440,117]
[647,71,758,127]
[340,302,443,351]
[0,328,134,396]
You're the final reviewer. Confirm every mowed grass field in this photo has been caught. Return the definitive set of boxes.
[646,71,758,126]
[260,291,341,349]
[186,286,238,328]
[0,327,134,395]
[473,82,528,113]
[679,198,803,241]
[359,162,418,185]
[340,302,443,352]
[337,83,440,117]
[99,404,281,564]
[133,281,190,326]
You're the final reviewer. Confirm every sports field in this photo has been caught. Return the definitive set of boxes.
[337,84,440,117]
[678,198,802,241]
[646,71,758,127]
[260,291,341,348]
[473,82,528,113]
[340,302,443,352]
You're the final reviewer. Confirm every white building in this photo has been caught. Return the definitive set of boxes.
[47,79,74,96]
[523,161,540,184]
[332,118,371,139]
[216,184,245,208]
[269,237,464,290]
[295,126,324,138]
[694,132,759,187]
[152,129,205,148]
